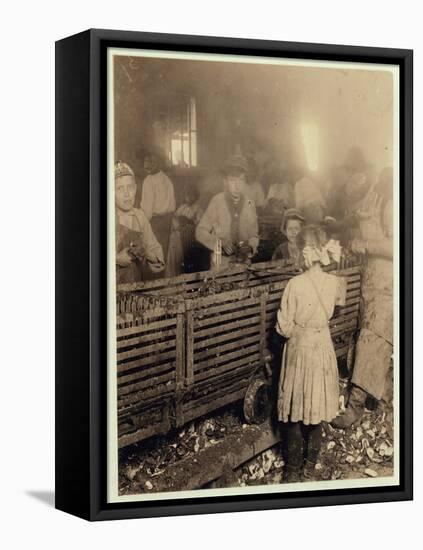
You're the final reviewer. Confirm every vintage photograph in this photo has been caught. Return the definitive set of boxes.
[107,49,398,502]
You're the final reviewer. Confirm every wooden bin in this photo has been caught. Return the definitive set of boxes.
[115,259,362,448]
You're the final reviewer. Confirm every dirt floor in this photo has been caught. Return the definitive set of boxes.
[119,385,394,495]
[239,407,394,486]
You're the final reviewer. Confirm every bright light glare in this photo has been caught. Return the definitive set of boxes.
[301,123,319,171]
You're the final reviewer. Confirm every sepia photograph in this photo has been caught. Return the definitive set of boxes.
[106,48,399,503]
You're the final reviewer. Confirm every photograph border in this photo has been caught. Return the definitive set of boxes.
[55,28,413,521]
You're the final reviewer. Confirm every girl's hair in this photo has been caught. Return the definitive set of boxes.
[297,224,328,252]
[282,210,305,232]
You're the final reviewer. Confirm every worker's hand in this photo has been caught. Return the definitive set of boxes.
[351,238,368,255]
[221,240,234,256]
[149,261,165,273]
[128,245,146,260]
[171,217,180,230]
[116,248,133,267]
[145,250,165,272]
[238,242,253,258]
[145,251,163,265]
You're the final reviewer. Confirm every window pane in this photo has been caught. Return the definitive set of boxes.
[171,137,182,166]
[190,97,196,131]
[182,136,190,167]
[161,96,197,167]
[191,131,197,167]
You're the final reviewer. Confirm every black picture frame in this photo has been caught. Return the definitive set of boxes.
[55,28,413,521]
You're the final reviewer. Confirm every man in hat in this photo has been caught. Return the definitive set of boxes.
[115,161,165,284]
[140,153,176,264]
[196,154,259,269]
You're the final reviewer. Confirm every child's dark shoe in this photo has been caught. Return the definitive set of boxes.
[302,460,317,481]
[282,465,301,483]
[331,386,367,429]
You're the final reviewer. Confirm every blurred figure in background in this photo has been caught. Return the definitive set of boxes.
[323,148,374,244]
[343,146,374,184]
[324,171,369,245]
[294,174,326,224]
[174,184,203,226]
[141,153,176,265]
[244,159,266,211]
[167,184,204,276]
[266,170,294,215]
[324,164,350,221]
[332,167,394,428]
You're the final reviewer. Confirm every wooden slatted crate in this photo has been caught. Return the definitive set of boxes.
[116,258,362,448]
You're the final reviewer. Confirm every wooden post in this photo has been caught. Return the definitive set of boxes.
[175,311,185,390]
[259,290,267,362]
[175,311,186,427]
[186,309,194,387]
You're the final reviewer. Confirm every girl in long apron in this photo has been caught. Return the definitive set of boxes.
[276,225,343,482]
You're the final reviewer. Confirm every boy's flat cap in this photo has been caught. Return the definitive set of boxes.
[115,161,135,179]
[222,154,249,174]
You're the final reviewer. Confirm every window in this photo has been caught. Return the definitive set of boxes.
[154,96,198,168]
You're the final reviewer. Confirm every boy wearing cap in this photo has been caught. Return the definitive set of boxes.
[115,161,165,283]
[196,154,259,269]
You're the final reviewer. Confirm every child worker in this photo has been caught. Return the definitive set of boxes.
[115,161,165,284]
[272,208,305,266]
[276,225,343,482]
[166,184,204,277]
[196,154,259,270]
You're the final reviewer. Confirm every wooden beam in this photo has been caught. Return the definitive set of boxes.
[129,421,280,494]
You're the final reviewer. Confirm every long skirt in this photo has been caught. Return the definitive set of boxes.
[278,326,339,425]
